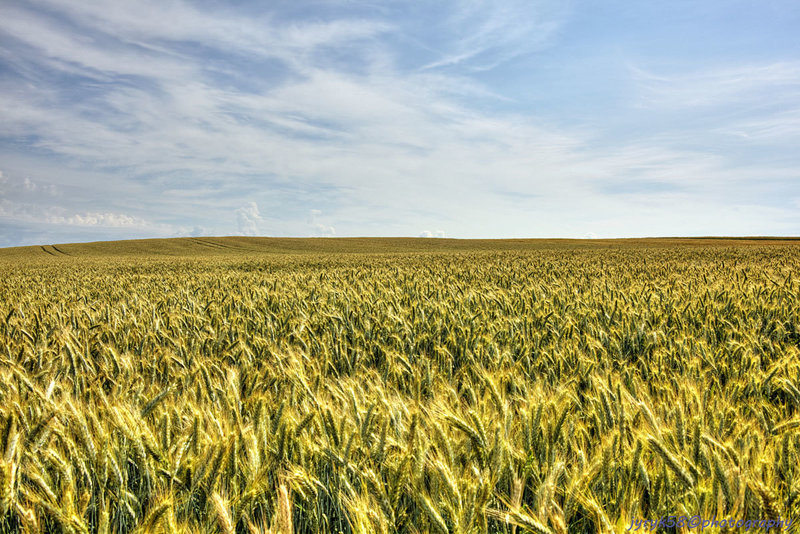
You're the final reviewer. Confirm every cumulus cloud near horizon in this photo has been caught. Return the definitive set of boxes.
[308,209,335,237]
[419,230,446,238]
[235,202,264,236]
[46,211,145,228]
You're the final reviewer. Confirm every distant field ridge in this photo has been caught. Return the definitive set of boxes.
[2,235,799,259]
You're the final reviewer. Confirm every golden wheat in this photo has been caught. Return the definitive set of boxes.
[0,240,798,532]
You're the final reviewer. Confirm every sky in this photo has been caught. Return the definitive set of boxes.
[1,0,799,246]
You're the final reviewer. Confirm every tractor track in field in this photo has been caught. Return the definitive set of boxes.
[194,238,236,250]
[192,239,226,249]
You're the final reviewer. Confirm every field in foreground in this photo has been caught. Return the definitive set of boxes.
[1,238,799,533]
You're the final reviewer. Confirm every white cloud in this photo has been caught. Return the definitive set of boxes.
[47,211,144,227]
[0,172,59,197]
[0,194,161,231]
[2,0,389,75]
[308,209,335,237]
[419,230,445,238]
[312,224,335,236]
[186,225,207,238]
[235,202,263,236]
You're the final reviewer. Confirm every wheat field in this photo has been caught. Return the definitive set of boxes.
[0,238,798,533]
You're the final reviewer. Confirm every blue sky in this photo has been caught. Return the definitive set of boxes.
[1,0,799,246]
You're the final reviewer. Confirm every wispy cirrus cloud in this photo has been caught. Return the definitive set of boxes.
[420,0,569,71]
[628,61,800,171]
[722,110,800,142]
[632,62,800,109]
